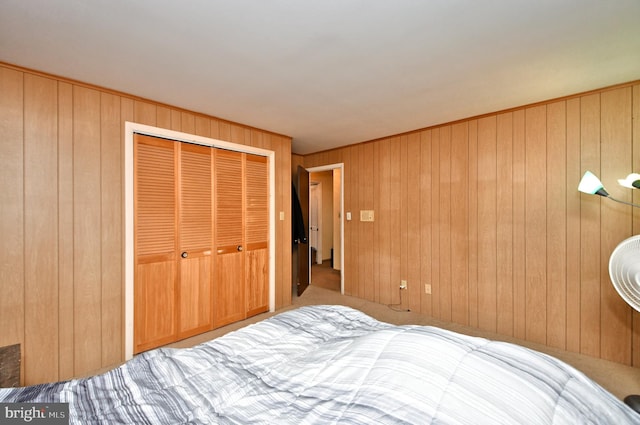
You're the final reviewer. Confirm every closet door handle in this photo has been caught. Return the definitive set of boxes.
[237,245,243,252]
[181,252,188,258]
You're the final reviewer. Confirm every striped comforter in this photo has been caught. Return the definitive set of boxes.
[1,305,638,424]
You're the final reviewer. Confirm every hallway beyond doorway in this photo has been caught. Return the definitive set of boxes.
[311,262,340,292]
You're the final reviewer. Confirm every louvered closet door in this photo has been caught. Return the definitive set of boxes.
[134,134,178,353]
[213,149,246,328]
[178,143,213,338]
[245,154,269,317]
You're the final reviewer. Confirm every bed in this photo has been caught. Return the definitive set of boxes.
[1,305,638,424]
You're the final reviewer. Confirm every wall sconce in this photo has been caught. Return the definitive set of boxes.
[618,173,640,189]
[578,171,640,208]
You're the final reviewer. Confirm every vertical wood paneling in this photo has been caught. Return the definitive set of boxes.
[390,138,401,305]
[250,129,263,149]
[230,123,245,144]
[354,144,363,298]
[477,116,497,332]
[496,113,513,336]
[525,105,547,345]
[420,130,433,315]
[24,74,59,384]
[219,122,231,143]
[362,143,375,301]
[400,135,409,307]
[134,101,156,126]
[171,109,182,131]
[347,145,359,296]
[354,145,364,297]
[303,80,639,368]
[4,60,640,380]
[157,106,171,129]
[372,142,380,302]
[407,133,422,313]
[467,121,479,328]
[181,112,195,135]
[546,101,567,350]
[0,63,292,385]
[209,119,220,139]
[512,110,526,340]
[122,97,134,123]
[431,128,441,319]
[342,147,355,295]
[439,127,452,322]
[378,140,390,305]
[100,93,122,367]
[356,143,364,300]
[244,129,253,150]
[450,123,468,325]
[276,135,291,309]
[600,88,632,364]
[566,98,582,354]
[0,67,25,381]
[73,86,103,375]
[195,116,210,138]
[580,94,602,358]
[57,81,75,380]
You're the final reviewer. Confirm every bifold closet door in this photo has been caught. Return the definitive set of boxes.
[213,149,246,328]
[245,154,269,317]
[177,143,213,339]
[135,136,269,345]
[134,135,178,353]
[134,135,214,352]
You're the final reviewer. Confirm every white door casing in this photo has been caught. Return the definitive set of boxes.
[309,182,322,264]
[306,164,344,294]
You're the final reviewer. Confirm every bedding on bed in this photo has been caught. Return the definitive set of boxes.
[1,305,638,424]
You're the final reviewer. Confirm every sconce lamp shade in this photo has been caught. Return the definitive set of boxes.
[618,173,640,189]
[578,171,609,196]
[579,171,640,209]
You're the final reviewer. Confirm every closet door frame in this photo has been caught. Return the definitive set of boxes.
[124,121,275,360]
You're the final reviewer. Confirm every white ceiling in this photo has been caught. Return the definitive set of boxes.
[1,1,639,154]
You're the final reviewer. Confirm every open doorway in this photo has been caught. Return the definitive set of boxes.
[308,164,344,293]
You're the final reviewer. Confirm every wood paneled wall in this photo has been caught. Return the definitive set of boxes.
[0,63,292,385]
[304,81,640,366]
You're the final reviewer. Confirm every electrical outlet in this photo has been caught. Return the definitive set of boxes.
[424,284,432,294]
[400,280,407,289]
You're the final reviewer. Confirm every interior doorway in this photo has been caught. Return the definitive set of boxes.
[307,164,344,294]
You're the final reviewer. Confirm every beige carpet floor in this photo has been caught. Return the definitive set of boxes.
[172,284,640,402]
[310,262,341,292]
